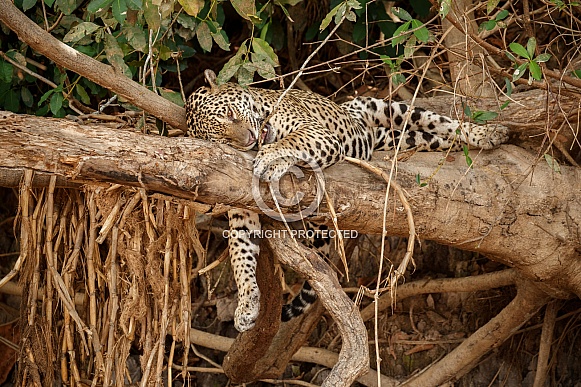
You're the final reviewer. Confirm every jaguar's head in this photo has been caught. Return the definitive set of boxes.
[185,70,267,151]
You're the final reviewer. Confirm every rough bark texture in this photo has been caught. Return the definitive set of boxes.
[1,105,581,300]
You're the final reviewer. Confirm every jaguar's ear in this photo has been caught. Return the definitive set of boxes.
[204,69,218,91]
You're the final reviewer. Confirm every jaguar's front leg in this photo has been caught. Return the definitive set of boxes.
[253,127,344,181]
[227,209,261,332]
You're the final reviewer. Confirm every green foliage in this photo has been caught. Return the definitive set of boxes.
[462,145,473,167]
[548,0,580,10]
[543,153,561,173]
[390,7,430,59]
[506,38,551,82]
[478,9,509,32]
[320,0,361,31]
[463,104,499,125]
[415,173,428,187]
[380,56,406,85]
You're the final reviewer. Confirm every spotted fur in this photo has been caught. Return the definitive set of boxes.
[186,70,509,331]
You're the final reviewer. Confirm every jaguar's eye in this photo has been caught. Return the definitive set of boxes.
[226,107,236,121]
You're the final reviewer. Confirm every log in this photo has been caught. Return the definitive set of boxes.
[1,107,581,301]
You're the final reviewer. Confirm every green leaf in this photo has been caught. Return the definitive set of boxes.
[39,89,54,105]
[177,14,196,29]
[345,9,357,22]
[380,55,392,66]
[158,45,172,61]
[143,0,161,30]
[572,69,581,79]
[392,7,412,21]
[196,22,213,52]
[504,77,512,96]
[534,53,551,63]
[512,62,528,81]
[231,0,260,23]
[495,9,509,20]
[472,110,498,124]
[392,73,406,86]
[238,63,255,86]
[415,173,427,187]
[178,0,205,17]
[529,60,542,80]
[543,153,561,173]
[320,4,338,31]
[112,0,127,23]
[479,20,496,32]
[63,22,100,44]
[526,37,536,59]
[50,92,64,115]
[75,84,91,104]
[509,42,530,59]
[126,0,142,9]
[392,21,411,46]
[411,19,429,42]
[505,51,516,62]
[104,34,131,77]
[125,25,147,52]
[87,0,113,13]
[217,44,247,84]
[439,0,451,17]
[463,104,472,117]
[403,34,417,58]
[21,87,34,107]
[252,38,279,66]
[21,0,37,11]
[462,145,473,167]
[333,3,346,25]
[56,0,78,15]
[251,59,276,80]
[212,29,230,51]
[0,60,12,83]
[486,0,500,14]
[205,19,218,34]
[159,88,184,106]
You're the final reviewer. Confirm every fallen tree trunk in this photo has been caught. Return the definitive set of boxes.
[1,109,580,300]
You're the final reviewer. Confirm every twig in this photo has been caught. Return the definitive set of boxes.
[533,301,559,387]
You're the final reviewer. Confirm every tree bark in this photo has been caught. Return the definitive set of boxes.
[1,103,581,300]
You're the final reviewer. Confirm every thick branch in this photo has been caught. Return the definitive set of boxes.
[0,0,187,131]
[1,110,581,299]
[264,227,370,386]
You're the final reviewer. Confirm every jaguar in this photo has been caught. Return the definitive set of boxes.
[186,69,509,332]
